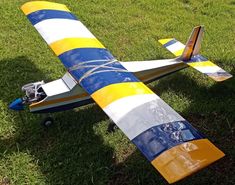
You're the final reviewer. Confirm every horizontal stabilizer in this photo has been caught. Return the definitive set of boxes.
[187,55,233,82]
[159,26,232,82]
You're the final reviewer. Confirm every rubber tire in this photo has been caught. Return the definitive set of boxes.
[41,117,54,128]
[107,121,118,133]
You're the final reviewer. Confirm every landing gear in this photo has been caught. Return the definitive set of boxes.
[41,116,54,128]
[107,119,118,133]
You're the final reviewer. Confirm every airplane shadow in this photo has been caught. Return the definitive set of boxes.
[0,57,234,185]
[109,61,235,185]
[0,56,114,184]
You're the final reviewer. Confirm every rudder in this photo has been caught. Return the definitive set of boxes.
[181,26,204,61]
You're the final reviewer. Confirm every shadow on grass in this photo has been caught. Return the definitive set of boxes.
[0,56,115,184]
[0,57,234,185]
[109,62,235,185]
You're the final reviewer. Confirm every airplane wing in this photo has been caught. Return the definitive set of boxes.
[21,1,225,183]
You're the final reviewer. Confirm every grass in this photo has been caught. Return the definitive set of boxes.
[0,0,234,184]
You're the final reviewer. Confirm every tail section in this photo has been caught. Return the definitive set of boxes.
[181,26,204,61]
[159,26,232,82]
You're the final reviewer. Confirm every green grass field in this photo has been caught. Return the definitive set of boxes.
[0,0,234,184]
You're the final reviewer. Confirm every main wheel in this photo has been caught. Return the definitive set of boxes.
[107,120,118,133]
[41,117,54,128]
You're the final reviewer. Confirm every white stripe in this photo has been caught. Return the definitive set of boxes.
[120,58,183,72]
[193,66,222,73]
[167,42,185,53]
[103,94,184,140]
[34,19,96,44]
[103,94,158,122]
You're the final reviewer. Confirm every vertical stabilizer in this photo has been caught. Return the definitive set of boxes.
[181,26,204,61]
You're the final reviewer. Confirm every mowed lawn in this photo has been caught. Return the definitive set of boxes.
[0,0,234,184]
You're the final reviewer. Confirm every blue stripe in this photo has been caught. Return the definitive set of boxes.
[206,72,231,77]
[59,48,115,68]
[71,70,139,94]
[132,121,204,161]
[163,39,177,48]
[59,48,139,94]
[188,54,208,62]
[69,61,127,75]
[27,9,78,25]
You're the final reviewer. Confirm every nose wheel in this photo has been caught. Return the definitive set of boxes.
[41,116,54,128]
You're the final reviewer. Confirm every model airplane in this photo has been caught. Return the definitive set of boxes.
[9,1,232,184]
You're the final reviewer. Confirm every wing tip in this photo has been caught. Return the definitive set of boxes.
[209,74,233,82]
[186,56,233,82]
[21,1,69,15]
[158,38,175,45]
[151,139,225,184]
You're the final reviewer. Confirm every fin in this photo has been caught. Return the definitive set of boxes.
[181,26,204,61]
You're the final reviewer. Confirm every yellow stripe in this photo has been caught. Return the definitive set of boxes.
[91,82,154,108]
[158,38,174,45]
[21,1,70,15]
[151,139,225,184]
[173,48,184,57]
[30,93,89,109]
[50,38,105,56]
[188,61,216,68]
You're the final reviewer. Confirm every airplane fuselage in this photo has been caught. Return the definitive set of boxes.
[29,59,186,113]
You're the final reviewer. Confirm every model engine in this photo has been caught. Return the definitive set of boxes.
[9,81,46,110]
[22,81,46,103]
